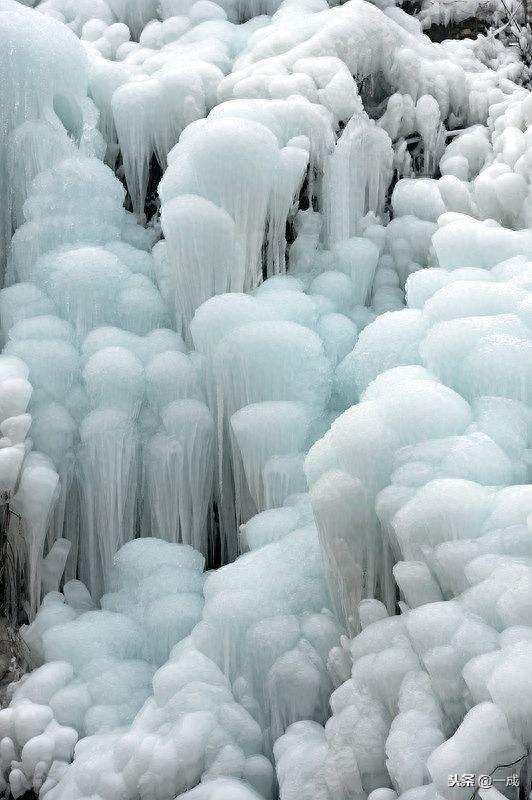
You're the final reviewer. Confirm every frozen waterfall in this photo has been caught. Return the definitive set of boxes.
[0,0,532,799]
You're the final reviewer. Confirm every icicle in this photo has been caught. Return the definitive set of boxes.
[161,195,244,338]
[79,409,139,599]
[310,469,372,634]
[230,401,311,516]
[160,117,283,290]
[324,110,393,245]
[145,399,214,555]
[15,453,60,617]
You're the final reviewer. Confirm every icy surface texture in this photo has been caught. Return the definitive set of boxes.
[2,0,532,798]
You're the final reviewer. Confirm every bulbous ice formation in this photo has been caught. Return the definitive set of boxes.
[160,115,309,294]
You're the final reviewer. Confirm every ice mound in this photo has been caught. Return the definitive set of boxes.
[0,538,207,798]
[191,513,342,748]
[276,209,532,799]
[217,0,518,146]
[3,507,342,799]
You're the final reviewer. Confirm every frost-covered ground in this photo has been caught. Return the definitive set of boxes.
[0,0,531,798]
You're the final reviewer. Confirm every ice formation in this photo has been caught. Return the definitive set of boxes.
[1,0,532,798]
